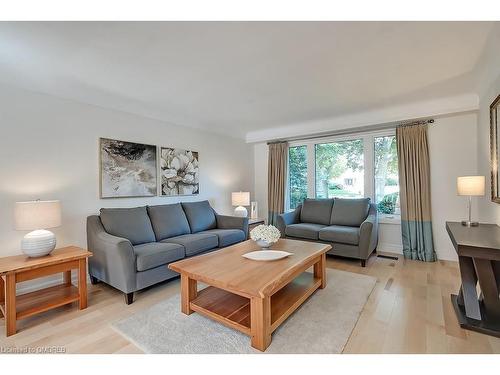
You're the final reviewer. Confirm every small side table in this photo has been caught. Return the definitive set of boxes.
[247,218,266,239]
[0,246,92,336]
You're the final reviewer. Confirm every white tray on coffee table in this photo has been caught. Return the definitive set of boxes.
[242,250,292,261]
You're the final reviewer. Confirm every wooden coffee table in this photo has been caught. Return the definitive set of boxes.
[169,239,331,351]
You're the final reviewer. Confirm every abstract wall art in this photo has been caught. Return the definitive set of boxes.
[100,138,157,198]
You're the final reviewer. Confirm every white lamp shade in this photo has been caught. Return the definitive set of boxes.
[232,192,250,206]
[457,176,485,196]
[14,200,62,231]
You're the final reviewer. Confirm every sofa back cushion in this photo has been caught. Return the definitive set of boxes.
[147,203,191,241]
[300,198,334,225]
[330,198,370,227]
[100,206,156,245]
[181,200,217,233]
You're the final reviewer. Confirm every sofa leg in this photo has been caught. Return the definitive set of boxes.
[89,275,100,285]
[360,259,366,267]
[124,292,134,305]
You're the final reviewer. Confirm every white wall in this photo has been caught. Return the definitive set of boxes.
[428,112,478,260]
[377,220,402,254]
[476,33,500,224]
[253,143,268,220]
[0,83,254,257]
[252,111,478,261]
[478,76,500,224]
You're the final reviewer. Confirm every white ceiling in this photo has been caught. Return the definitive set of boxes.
[0,21,497,140]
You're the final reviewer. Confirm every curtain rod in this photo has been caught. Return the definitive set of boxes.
[266,118,435,144]
[397,118,435,127]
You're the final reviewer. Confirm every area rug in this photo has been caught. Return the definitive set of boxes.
[112,269,376,354]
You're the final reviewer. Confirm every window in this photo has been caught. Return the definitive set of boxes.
[315,139,364,199]
[286,130,400,217]
[374,135,399,214]
[288,145,308,209]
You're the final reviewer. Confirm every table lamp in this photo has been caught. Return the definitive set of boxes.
[14,200,62,257]
[232,192,250,217]
[457,176,484,227]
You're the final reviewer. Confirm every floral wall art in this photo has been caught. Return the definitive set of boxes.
[160,147,199,196]
[100,138,158,198]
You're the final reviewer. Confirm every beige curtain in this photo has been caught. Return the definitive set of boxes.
[268,142,288,225]
[396,124,436,262]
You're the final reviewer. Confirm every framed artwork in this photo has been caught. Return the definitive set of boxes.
[160,147,199,196]
[100,138,157,198]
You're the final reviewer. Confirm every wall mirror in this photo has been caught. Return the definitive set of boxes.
[490,94,500,203]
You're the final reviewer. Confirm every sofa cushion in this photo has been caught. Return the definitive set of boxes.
[202,229,246,247]
[181,201,217,233]
[285,223,326,240]
[330,198,370,227]
[100,206,156,246]
[300,199,334,225]
[162,233,218,256]
[319,225,360,245]
[133,242,185,272]
[147,203,191,241]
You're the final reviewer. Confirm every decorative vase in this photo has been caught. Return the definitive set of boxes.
[256,239,272,248]
[250,201,258,219]
[21,229,57,257]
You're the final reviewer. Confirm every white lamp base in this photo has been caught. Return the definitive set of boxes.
[461,195,479,227]
[21,229,56,257]
[234,206,248,217]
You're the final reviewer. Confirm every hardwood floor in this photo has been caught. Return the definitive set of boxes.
[1,252,499,353]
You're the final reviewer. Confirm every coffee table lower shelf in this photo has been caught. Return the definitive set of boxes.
[190,272,321,336]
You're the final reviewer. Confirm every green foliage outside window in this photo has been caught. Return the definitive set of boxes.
[385,177,398,186]
[374,136,399,214]
[288,145,308,209]
[377,192,399,214]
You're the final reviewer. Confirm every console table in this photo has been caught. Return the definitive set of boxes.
[0,246,92,336]
[445,222,500,337]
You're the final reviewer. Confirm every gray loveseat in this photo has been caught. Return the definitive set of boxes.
[87,200,248,304]
[277,198,378,267]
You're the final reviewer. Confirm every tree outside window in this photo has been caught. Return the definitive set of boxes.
[374,135,400,214]
[315,139,364,199]
[288,145,307,209]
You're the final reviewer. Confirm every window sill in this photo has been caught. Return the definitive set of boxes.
[378,214,401,225]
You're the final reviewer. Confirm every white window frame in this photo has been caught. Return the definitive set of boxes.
[286,129,398,219]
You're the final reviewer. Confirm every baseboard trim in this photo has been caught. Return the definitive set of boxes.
[377,245,458,263]
[377,243,403,254]
[377,254,399,260]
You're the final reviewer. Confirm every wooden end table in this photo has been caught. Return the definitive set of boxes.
[0,246,92,336]
[247,218,265,239]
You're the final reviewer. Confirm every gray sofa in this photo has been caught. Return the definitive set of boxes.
[277,198,378,267]
[87,200,248,304]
